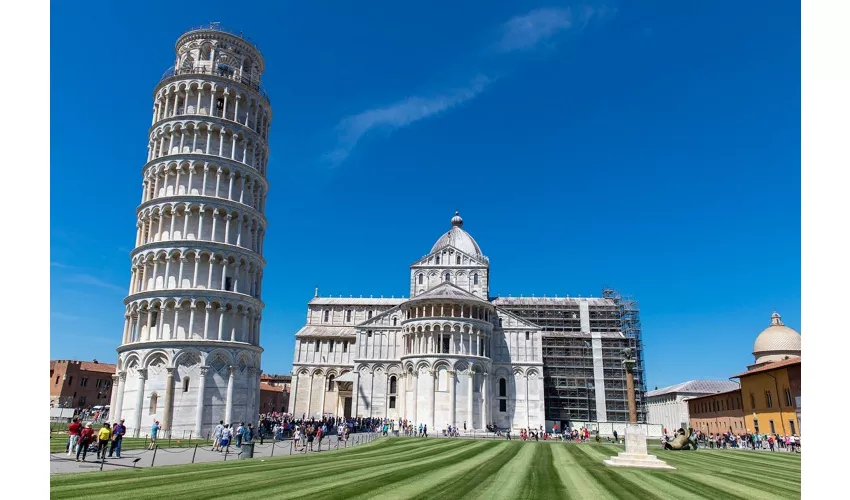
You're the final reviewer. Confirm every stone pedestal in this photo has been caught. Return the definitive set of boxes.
[604,424,675,470]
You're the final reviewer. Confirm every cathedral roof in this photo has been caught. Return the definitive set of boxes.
[430,212,486,261]
[408,281,490,305]
[309,297,405,306]
[295,325,357,339]
[492,296,617,306]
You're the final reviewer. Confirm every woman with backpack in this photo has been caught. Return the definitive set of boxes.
[76,423,95,462]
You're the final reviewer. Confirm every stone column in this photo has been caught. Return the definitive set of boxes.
[288,372,299,415]
[254,369,262,421]
[115,372,127,422]
[134,368,148,437]
[351,371,359,418]
[163,368,175,436]
[467,371,474,430]
[411,370,419,425]
[482,372,489,428]
[225,365,236,424]
[368,371,375,418]
[429,370,436,430]
[246,367,256,423]
[399,373,407,421]
[195,366,208,435]
[109,374,119,417]
[306,373,314,418]
[525,374,530,430]
[448,370,456,427]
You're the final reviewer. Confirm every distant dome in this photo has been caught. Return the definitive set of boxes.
[752,311,801,364]
[430,212,484,260]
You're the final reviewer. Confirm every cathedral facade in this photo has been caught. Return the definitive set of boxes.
[289,213,547,431]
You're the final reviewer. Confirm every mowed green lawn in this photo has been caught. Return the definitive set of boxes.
[50,438,801,500]
[50,435,212,453]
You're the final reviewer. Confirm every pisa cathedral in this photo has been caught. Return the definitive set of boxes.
[289,212,647,431]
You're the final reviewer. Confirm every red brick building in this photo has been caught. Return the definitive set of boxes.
[50,359,116,409]
[259,374,291,413]
[687,388,746,435]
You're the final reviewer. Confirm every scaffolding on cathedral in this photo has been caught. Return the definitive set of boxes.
[493,289,647,427]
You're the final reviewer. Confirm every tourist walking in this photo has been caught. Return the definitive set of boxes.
[67,418,82,456]
[212,421,224,451]
[236,422,245,448]
[305,426,315,452]
[293,425,302,450]
[148,421,160,449]
[96,423,111,459]
[220,424,233,454]
[316,425,324,451]
[76,423,95,462]
[108,419,126,458]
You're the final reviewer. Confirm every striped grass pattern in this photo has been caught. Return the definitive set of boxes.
[50,436,212,453]
[50,438,801,500]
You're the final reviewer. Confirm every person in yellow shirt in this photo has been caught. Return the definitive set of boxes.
[96,423,112,460]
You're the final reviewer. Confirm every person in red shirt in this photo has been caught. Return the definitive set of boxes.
[76,423,95,461]
[67,418,82,456]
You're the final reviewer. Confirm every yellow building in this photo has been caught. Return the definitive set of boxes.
[731,312,801,437]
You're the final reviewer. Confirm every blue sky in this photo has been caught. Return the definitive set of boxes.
[50,0,800,389]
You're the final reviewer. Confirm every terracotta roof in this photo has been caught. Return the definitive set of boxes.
[51,360,117,374]
[731,357,801,379]
[684,388,742,402]
[260,382,283,392]
[80,362,117,373]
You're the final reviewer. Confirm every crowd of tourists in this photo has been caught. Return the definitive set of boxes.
[680,429,800,452]
[64,417,127,462]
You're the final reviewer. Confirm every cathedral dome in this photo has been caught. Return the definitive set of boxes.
[430,212,484,259]
[752,311,801,364]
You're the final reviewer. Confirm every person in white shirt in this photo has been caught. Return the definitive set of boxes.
[220,424,233,453]
[293,425,302,450]
[212,421,224,451]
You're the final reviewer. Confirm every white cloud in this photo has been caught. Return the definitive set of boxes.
[51,312,80,321]
[496,7,573,52]
[326,75,493,166]
[67,274,125,293]
[51,261,73,269]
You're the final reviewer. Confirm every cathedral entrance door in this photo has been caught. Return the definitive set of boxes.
[344,397,352,418]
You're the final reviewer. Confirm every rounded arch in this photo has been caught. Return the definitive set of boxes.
[172,348,203,369]
[142,349,170,368]
[121,352,142,372]
[432,359,452,372]
[414,360,431,373]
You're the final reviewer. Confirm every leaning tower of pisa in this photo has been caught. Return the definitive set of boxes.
[110,25,272,438]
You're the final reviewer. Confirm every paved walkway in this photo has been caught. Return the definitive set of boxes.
[50,435,376,475]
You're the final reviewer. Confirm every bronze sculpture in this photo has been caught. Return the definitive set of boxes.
[663,427,698,450]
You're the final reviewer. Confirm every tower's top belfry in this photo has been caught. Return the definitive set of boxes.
[166,24,266,92]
